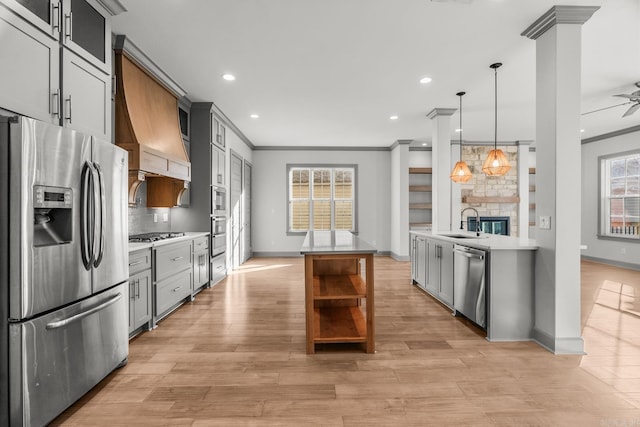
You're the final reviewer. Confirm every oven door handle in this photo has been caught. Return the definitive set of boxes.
[45,293,122,330]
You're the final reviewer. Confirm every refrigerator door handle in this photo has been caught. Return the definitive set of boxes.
[45,293,123,330]
[80,161,95,270]
[93,162,106,268]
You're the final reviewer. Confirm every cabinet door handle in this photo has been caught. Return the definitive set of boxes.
[51,89,60,119]
[171,256,184,262]
[51,3,60,34]
[65,96,72,123]
[129,260,144,267]
[129,281,135,300]
[171,286,183,293]
[135,279,140,299]
[64,11,72,40]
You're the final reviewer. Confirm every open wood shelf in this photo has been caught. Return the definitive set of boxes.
[529,185,535,192]
[462,196,520,204]
[410,222,432,227]
[529,167,536,174]
[409,185,432,192]
[409,167,432,174]
[409,203,432,209]
[313,306,367,343]
[313,275,366,299]
[303,243,375,354]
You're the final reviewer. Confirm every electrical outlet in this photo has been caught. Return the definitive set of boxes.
[539,215,551,230]
[153,213,158,223]
[162,213,169,222]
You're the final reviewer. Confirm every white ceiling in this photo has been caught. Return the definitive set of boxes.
[111,0,640,147]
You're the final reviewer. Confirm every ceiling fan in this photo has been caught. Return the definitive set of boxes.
[613,82,640,117]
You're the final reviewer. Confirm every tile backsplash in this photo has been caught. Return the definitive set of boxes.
[128,182,172,235]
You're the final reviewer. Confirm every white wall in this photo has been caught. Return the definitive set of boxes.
[252,149,391,255]
[581,130,640,268]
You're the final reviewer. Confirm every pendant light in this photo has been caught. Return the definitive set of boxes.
[482,62,511,176]
[450,91,472,183]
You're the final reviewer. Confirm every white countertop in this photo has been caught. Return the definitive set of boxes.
[128,231,210,252]
[300,230,377,254]
[410,230,538,251]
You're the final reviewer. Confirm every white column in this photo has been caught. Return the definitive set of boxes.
[427,108,456,233]
[522,5,599,354]
[390,140,410,260]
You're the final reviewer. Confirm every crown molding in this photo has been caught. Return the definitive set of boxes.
[521,5,600,40]
[426,108,457,119]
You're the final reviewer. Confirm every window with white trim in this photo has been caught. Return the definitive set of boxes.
[600,150,640,239]
[288,166,356,233]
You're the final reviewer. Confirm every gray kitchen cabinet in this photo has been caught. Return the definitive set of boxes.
[193,235,210,293]
[172,102,228,288]
[0,0,122,139]
[128,248,152,337]
[154,240,193,322]
[212,115,226,150]
[211,145,226,187]
[411,234,454,308]
[426,238,454,307]
[211,252,227,285]
[410,234,428,289]
[61,48,111,139]
[0,5,59,124]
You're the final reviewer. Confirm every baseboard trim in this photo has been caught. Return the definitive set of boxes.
[252,251,302,258]
[390,251,410,261]
[531,327,585,355]
[581,255,640,272]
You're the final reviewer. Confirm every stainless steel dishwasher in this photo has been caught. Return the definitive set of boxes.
[453,245,486,328]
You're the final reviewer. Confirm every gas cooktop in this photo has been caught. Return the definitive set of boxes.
[128,232,185,243]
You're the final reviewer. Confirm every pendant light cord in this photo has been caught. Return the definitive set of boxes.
[490,63,502,151]
[459,94,463,158]
[456,91,465,160]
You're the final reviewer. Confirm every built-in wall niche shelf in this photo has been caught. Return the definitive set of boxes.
[409,167,433,229]
[461,196,521,204]
[529,167,536,233]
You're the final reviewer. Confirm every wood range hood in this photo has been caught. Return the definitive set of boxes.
[114,35,190,208]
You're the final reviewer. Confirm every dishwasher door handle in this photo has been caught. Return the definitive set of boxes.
[454,249,484,260]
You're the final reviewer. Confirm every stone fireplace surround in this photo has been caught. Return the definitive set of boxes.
[459,145,520,236]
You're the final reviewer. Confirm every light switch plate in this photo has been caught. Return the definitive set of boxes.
[153,213,158,223]
[162,213,169,222]
[539,215,551,230]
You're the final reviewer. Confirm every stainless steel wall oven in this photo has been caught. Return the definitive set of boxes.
[211,185,226,216]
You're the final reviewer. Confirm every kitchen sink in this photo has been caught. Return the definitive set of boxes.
[439,233,488,239]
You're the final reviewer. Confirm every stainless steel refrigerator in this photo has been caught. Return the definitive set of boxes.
[0,116,129,426]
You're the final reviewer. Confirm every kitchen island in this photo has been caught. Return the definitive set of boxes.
[410,230,537,341]
[301,231,377,354]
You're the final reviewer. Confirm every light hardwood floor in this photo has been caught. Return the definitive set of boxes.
[52,257,640,426]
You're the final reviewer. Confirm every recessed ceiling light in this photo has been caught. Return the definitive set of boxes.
[222,73,236,81]
[580,129,585,133]
[419,76,432,84]
[422,143,427,146]
[389,115,399,120]
[250,114,259,119]
[455,128,462,132]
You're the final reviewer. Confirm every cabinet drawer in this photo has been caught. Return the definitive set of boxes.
[211,252,226,285]
[129,248,151,275]
[155,241,191,281]
[156,268,192,317]
[193,235,209,251]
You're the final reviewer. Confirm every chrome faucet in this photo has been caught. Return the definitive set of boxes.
[460,207,481,236]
